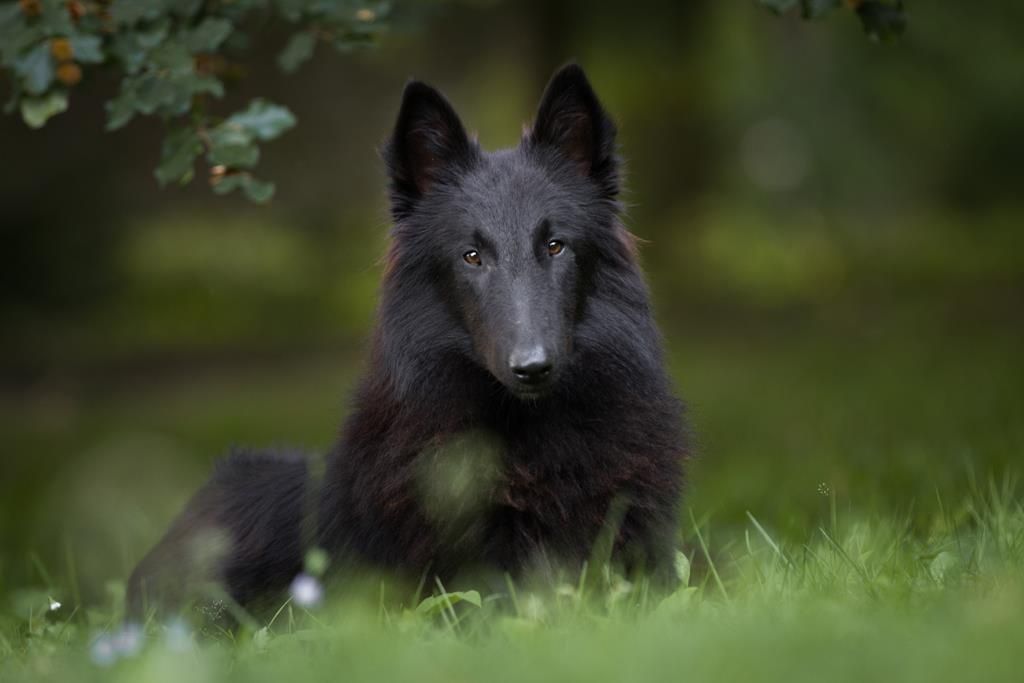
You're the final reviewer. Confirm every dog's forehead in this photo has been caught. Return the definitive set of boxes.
[456,150,565,234]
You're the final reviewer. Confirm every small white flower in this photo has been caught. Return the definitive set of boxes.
[289,573,324,608]
[90,624,144,667]
[111,623,143,657]
[90,636,117,667]
[48,597,61,611]
[164,618,193,653]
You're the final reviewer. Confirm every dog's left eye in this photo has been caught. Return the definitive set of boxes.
[547,240,565,256]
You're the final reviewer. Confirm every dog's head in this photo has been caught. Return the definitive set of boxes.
[381,64,622,400]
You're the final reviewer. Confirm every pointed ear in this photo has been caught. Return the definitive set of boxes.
[528,64,618,196]
[382,81,477,216]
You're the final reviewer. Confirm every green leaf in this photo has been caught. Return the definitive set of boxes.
[212,174,245,196]
[133,75,180,114]
[110,0,170,26]
[155,127,203,186]
[208,139,260,168]
[242,177,275,203]
[209,123,252,146]
[110,34,150,75]
[758,0,800,13]
[414,590,482,617]
[20,91,68,129]
[0,2,21,25]
[148,41,193,73]
[3,89,20,116]
[136,20,172,49]
[192,74,225,98]
[171,0,205,20]
[2,37,39,66]
[0,2,23,36]
[108,21,172,74]
[274,0,310,22]
[69,35,104,64]
[129,69,223,119]
[225,99,296,141]
[14,42,55,96]
[105,89,137,130]
[801,0,841,19]
[185,17,233,53]
[36,3,75,35]
[110,39,224,118]
[278,32,315,73]
[856,1,907,41]
[2,24,43,64]
[212,174,276,203]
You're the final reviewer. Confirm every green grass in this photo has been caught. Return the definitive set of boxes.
[0,322,1021,681]
[1,479,1022,682]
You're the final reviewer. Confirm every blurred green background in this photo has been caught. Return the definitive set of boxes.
[1,0,1021,601]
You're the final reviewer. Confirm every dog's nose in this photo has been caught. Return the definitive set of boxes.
[509,347,553,385]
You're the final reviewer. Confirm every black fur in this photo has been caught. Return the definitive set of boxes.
[127,64,689,620]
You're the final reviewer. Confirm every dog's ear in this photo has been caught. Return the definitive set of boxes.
[382,81,477,216]
[528,64,618,197]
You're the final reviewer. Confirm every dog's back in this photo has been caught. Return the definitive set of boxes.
[126,450,309,621]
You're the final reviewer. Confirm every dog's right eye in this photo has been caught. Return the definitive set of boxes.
[463,250,482,267]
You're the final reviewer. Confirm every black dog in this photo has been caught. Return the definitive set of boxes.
[127,64,689,619]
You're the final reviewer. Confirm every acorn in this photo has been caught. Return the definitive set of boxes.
[209,165,242,188]
[19,0,42,17]
[50,37,74,61]
[67,1,86,20]
[56,62,82,86]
